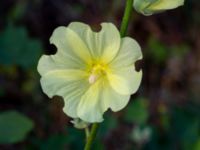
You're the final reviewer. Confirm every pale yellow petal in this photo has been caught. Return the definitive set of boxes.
[37,54,85,76]
[50,26,92,65]
[133,0,184,15]
[101,81,131,112]
[76,77,132,122]
[62,80,89,118]
[149,0,184,11]
[40,70,88,98]
[107,67,142,95]
[68,22,120,63]
[77,79,104,122]
[109,37,142,68]
[40,70,89,118]
[98,23,121,63]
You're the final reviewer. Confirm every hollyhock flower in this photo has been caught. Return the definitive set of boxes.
[37,22,142,123]
[133,0,184,16]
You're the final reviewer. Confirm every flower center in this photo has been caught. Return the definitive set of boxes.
[88,63,107,84]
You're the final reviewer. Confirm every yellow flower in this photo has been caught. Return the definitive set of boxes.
[133,0,184,16]
[37,22,142,123]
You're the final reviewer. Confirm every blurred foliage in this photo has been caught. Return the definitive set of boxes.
[147,37,168,64]
[39,134,69,150]
[0,24,42,69]
[0,110,33,144]
[0,0,200,150]
[146,37,190,65]
[124,97,149,125]
[33,127,85,150]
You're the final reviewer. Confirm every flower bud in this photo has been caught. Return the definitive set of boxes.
[133,0,184,16]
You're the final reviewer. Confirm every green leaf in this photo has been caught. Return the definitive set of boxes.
[0,23,42,69]
[170,44,189,58]
[193,139,200,150]
[66,127,84,149]
[124,97,149,125]
[171,107,200,150]
[40,134,69,150]
[0,110,34,144]
[147,37,168,64]
[98,113,118,137]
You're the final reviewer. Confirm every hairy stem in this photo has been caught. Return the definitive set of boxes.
[85,126,90,139]
[84,123,99,150]
[120,0,133,37]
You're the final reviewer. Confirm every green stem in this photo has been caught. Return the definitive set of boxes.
[84,123,99,150]
[85,126,90,139]
[120,0,133,37]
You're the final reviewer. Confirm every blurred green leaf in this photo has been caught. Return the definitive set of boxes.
[170,44,189,58]
[98,113,118,138]
[193,139,200,150]
[169,107,200,150]
[0,87,5,97]
[92,138,105,150]
[8,1,27,21]
[0,110,34,144]
[158,104,170,131]
[124,97,149,125]
[181,120,199,150]
[40,134,68,150]
[147,37,168,64]
[67,127,84,150]
[0,24,42,69]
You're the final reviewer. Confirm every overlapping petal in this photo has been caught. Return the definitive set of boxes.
[109,37,142,68]
[77,78,131,122]
[107,67,142,95]
[107,37,142,95]
[62,80,90,118]
[40,70,89,118]
[50,26,92,65]
[101,81,131,112]
[37,55,86,76]
[68,22,120,63]
[77,79,104,122]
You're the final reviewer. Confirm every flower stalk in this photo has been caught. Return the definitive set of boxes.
[85,126,90,139]
[120,0,134,37]
[84,123,99,150]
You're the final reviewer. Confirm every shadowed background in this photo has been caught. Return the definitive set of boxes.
[0,0,200,150]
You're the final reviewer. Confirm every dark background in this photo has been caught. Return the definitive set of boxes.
[0,0,200,150]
